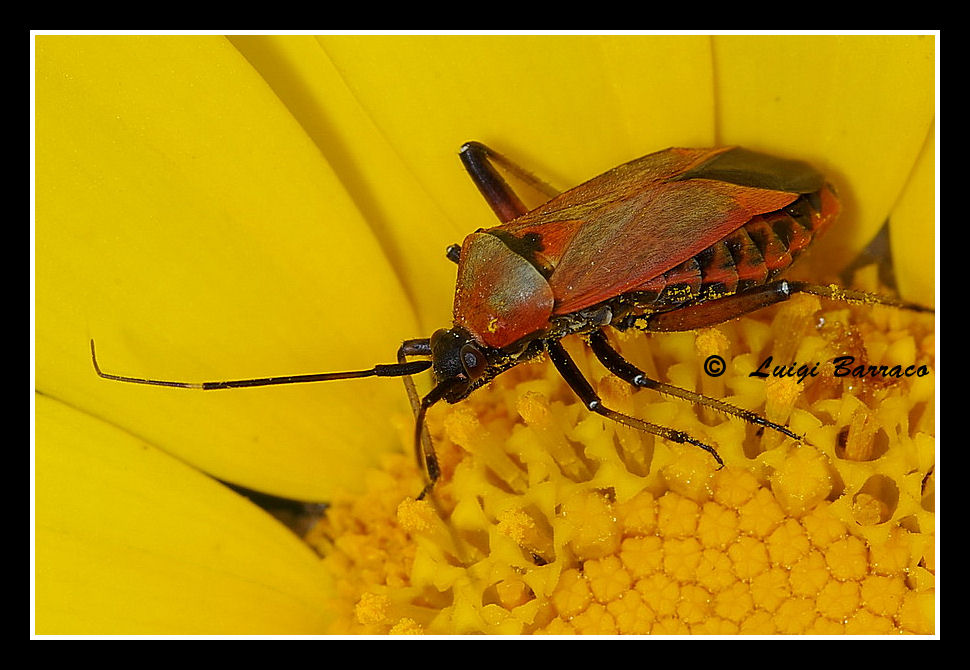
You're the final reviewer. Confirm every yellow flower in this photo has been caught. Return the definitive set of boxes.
[34,34,935,635]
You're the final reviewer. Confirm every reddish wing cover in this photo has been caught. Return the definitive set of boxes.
[548,179,798,314]
[486,147,806,316]
[453,232,555,349]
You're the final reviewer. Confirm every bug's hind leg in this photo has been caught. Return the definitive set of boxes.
[545,340,724,468]
[626,279,932,333]
[459,141,560,223]
[447,142,563,265]
[587,329,799,441]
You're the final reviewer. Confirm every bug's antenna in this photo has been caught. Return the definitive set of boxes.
[90,339,432,389]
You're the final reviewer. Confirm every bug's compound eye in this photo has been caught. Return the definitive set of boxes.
[459,343,487,380]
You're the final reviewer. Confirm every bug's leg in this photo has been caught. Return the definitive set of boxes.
[587,329,800,440]
[635,280,933,333]
[545,339,724,467]
[838,220,899,291]
[459,141,560,223]
[397,338,440,499]
[786,281,934,313]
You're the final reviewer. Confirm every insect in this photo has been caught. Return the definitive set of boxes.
[92,142,933,499]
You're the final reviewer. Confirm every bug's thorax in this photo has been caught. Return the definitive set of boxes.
[451,232,555,352]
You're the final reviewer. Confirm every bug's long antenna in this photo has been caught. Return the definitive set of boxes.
[90,339,432,389]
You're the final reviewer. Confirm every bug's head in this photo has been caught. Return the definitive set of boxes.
[429,326,489,403]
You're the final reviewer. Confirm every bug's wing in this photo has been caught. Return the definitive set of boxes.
[546,179,801,315]
[490,148,820,316]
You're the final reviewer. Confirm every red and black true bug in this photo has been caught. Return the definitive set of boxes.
[92,142,932,499]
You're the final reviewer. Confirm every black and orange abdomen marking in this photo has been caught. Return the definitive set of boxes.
[622,184,839,313]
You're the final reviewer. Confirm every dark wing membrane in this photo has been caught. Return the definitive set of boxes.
[673,147,825,194]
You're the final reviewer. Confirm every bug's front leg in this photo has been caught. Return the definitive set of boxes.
[545,339,724,467]
[626,280,933,333]
[587,329,800,441]
[397,338,440,498]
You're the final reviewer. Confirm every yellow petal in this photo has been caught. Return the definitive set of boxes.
[714,35,935,274]
[34,394,334,634]
[889,125,935,306]
[35,35,419,498]
[311,35,718,322]
[227,35,457,330]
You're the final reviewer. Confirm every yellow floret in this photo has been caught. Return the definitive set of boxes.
[898,591,935,635]
[697,501,740,548]
[750,567,792,612]
[607,591,655,634]
[636,572,681,618]
[559,490,620,560]
[496,507,534,545]
[766,518,811,568]
[714,580,754,623]
[308,288,935,635]
[495,577,533,609]
[585,555,633,603]
[537,617,576,635]
[619,535,663,579]
[614,489,658,536]
[663,537,704,582]
[801,503,848,549]
[816,579,861,621]
[825,536,869,581]
[774,597,818,634]
[695,549,736,593]
[845,610,895,635]
[770,446,834,516]
[552,568,591,619]
[712,467,762,508]
[764,376,802,429]
[790,550,831,597]
[738,488,786,538]
[571,602,617,634]
[388,618,424,635]
[810,616,847,635]
[661,451,718,501]
[652,616,691,635]
[860,575,905,617]
[355,592,389,626]
[728,536,770,581]
[868,526,915,576]
[396,497,434,534]
[657,493,700,538]
[740,610,777,634]
[677,584,712,625]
